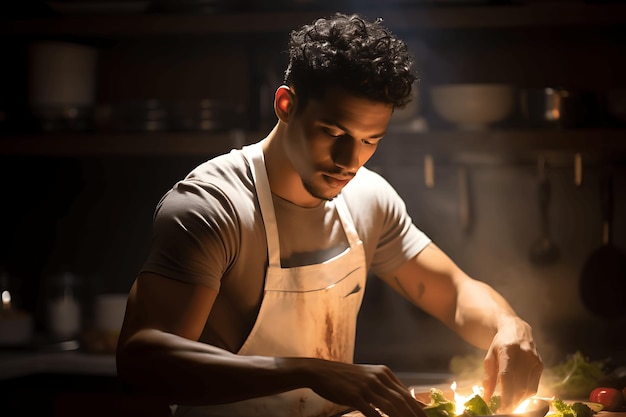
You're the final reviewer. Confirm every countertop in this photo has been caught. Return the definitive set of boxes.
[340,410,626,417]
[0,347,116,380]
[4,353,624,417]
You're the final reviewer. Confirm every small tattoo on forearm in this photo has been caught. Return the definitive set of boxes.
[393,276,424,302]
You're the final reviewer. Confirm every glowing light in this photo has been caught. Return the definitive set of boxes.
[1,290,11,311]
[514,398,531,414]
[450,382,486,415]
[413,381,542,416]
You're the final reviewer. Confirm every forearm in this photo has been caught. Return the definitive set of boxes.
[116,328,310,406]
[387,244,528,350]
[451,276,521,349]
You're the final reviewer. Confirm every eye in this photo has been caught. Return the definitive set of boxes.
[362,138,382,146]
[323,127,344,138]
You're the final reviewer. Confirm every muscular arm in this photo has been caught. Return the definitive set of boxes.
[381,243,542,410]
[116,272,426,417]
[116,272,303,405]
[381,243,516,347]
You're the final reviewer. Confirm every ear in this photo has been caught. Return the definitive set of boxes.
[274,85,294,123]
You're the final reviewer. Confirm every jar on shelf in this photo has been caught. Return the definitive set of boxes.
[45,271,82,342]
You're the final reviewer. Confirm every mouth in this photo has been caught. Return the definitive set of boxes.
[323,174,353,188]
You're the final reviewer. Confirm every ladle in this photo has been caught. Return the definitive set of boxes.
[529,157,560,266]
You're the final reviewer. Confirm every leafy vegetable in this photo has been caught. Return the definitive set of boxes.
[571,402,595,417]
[422,388,500,417]
[429,388,455,406]
[488,395,501,413]
[547,351,607,398]
[551,399,595,417]
[463,394,493,416]
[423,388,456,417]
[552,399,576,417]
[424,401,457,417]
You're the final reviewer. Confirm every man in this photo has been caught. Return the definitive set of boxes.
[116,13,543,417]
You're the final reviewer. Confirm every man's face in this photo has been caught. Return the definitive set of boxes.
[283,88,394,201]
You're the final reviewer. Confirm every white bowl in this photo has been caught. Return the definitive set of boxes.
[94,293,127,331]
[429,83,516,130]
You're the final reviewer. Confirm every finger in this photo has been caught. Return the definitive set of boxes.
[379,366,411,393]
[527,359,543,395]
[482,349,498,400]
[404,390,429,417]
[499,377,515,411]
[524,350,543,395]
[351,394,386,417]
[390,380,427,415]
[370,388,426,417]
[363,392,395,417]
[359,365,426,417]
[501,350,543,409]
[496,348,518,411]
[357,404,385,417]
[373,367,426,416]
[385,375,427,417]
[414,399,428,408]
[500,369,532,410]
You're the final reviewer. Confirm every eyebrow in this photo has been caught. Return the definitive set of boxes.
[323,120,387,139]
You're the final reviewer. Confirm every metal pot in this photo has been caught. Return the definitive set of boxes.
[520,87,599,128]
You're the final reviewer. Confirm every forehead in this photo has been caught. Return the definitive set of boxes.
[303,88,394,129]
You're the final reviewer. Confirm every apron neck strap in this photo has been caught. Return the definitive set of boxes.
[242,143,361,268]
[243,143,281,268]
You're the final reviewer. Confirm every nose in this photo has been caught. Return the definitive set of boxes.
[332,136,361,172]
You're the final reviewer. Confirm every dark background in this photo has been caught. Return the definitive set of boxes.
[1,0,626,375]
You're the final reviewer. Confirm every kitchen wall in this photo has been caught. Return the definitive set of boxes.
[0,154,208,322]
[357,149,626,372]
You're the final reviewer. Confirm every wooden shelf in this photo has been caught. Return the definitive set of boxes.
[3,3,626,38]
[394,128,626,154]
[371,128,626,167]
[0,131,257,156]
[1,128,625,158]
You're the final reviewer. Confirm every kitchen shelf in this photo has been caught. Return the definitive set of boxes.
[1,128,625,157]
[0,131,255,156]
[3,2,626,37]
[374,128,626,167]
[395,128,626,155]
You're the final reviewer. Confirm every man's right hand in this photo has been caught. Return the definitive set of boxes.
[282,358,428,417]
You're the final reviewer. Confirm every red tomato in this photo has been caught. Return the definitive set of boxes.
[589,387,624,411]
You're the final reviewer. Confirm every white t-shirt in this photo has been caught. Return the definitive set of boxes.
[141,146,431,352]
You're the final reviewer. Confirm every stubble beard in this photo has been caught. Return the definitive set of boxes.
[302,177,337,202]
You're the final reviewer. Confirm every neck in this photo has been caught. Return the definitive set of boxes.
[262,123,322,208]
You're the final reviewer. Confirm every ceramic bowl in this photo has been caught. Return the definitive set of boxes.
[430,83,516,130]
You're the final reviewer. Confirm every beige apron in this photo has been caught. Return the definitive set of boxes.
[174,143,366,417]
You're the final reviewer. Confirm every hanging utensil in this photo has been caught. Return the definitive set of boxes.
[529,156,560,266]
[579,168,626,318]
[424,153,435,189]
[574,153,583,187]
[458,165,472,234]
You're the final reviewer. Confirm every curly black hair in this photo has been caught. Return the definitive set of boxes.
[284,13,417,112]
